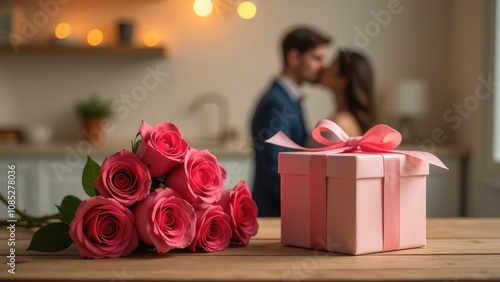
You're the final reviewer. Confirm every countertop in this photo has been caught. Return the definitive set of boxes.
[0,138,253,158]
[1,218,499,281]
[0,139,467,159]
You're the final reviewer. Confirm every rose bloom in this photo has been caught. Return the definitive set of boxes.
[133,188,196,253]
[217,180,258,245]
[95,150,151,207]
[69,196,138,259]
[136,121,188,178]
[165,148,227,209]
[188,205,232,253]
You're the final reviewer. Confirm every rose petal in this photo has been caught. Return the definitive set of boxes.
[69,196,139,259]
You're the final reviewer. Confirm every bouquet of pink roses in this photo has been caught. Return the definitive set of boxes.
[27,121,259,259]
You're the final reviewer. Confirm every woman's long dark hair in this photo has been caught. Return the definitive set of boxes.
[338,50,375,133]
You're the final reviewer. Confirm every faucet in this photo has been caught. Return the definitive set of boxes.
[189,92,236,142]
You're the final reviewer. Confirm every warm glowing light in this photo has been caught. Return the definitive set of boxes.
[87,29,103,46]
[143,31,160,47]
[237,1,257,19]
[55,23,71,39]
[193,0,213,17]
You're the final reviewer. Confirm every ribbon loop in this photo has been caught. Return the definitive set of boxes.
[265,119,448,170]
[312,119,350,145]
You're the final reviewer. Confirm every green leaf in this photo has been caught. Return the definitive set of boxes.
[55,195,82,224]
[26,222,73,252]
[131,132,142,154]
[82,155,100,197]
[132,139,142,154]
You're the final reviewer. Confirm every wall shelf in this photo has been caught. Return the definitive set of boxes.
[0,45,166,56]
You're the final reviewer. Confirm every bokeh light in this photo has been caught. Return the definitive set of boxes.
[143,31,160,47]
[193,0,213,17]
[87,29,103,46]
[55,23,71,39]
[237,1,257,20]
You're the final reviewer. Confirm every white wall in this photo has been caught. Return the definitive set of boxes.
[0,0,456,144]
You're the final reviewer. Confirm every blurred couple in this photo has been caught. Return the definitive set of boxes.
[251,26,375,217]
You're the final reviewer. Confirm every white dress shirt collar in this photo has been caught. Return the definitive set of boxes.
[276,75,303,103]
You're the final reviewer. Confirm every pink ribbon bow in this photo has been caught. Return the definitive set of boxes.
[266,119,448,170]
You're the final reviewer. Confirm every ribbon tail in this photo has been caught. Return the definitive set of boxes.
[391,150,449,170]
[265,131,311,150]
[266,131,347,152]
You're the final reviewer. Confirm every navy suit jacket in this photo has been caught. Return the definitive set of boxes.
[251,80,307,217]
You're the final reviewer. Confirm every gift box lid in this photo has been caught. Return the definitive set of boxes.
[278,151,429,179]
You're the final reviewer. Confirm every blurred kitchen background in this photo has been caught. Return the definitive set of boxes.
[0,0,499,218]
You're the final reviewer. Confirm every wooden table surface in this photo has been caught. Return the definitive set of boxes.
[1,218,500,281]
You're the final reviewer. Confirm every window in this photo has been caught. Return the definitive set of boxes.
[494,85,500,163]
[494,0,500,163]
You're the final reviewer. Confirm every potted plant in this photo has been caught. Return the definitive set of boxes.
[76,94,112,146]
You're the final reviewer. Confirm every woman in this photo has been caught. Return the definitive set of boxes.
[318,50,375,136]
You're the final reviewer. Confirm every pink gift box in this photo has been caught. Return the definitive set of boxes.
[279,151,429,255]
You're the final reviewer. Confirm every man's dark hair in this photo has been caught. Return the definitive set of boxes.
[281,27,331,65]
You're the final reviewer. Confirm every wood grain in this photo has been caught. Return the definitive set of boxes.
[0,218,499,281]
[253,218,500,240]
[2,238,500,257]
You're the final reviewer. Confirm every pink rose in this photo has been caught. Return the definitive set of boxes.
[188,205,232,252]
[217,180,259,245]
[133,188,197,253]
[165,148,227,209]
[95,150,151,207]
[69,196,138,259]
[136,121,188,178]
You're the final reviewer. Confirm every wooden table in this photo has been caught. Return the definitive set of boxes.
[1,218,500,281]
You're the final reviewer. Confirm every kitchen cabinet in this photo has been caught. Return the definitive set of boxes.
[35,157,104,216]
[0,156,105,219]
[426,156,464,217]
[0,143,466,218]
[0,139,254,218]
[0,155,253,218]
[0,159,34,219]
[397,145,468,217]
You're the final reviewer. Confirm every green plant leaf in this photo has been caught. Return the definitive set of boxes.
[82,155,100,197]
[75,94,112,119]
[132,139,142,154]
[26,222,73,252]
[131,132,142,154]
[55,195,82,224]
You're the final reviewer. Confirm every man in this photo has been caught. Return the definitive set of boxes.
[251,27,331,217]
